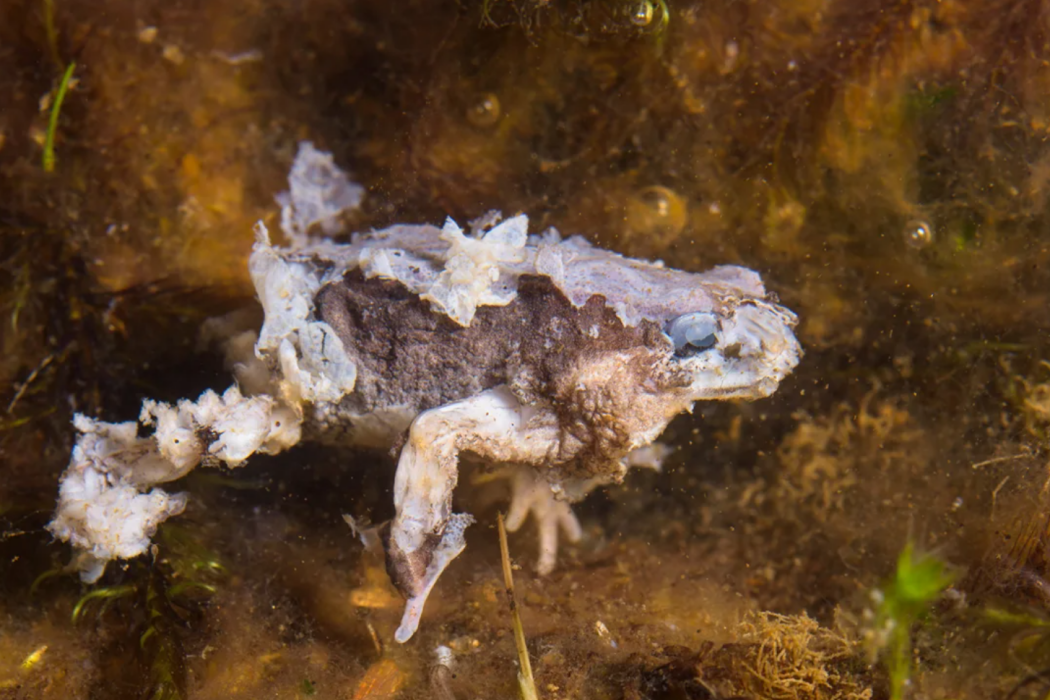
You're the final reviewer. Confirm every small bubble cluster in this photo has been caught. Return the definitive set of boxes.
[903,219,934,249]
[630,0,654,26]
[466,93,501,128]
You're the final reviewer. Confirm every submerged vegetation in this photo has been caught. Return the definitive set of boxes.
[41,61,75,174]
[498,513,539,700]
[867,543,956,700]
[3,0,1050,697]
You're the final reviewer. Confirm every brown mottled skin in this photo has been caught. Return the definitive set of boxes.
[317,271,690,478]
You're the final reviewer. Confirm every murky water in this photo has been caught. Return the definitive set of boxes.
[3,1,1050,698]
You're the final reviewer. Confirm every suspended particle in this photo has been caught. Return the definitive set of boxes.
[630,0,654,26]
[466,93,501,128]
[903,219,934,249]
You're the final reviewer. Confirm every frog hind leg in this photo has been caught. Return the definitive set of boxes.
[386,386,557,643]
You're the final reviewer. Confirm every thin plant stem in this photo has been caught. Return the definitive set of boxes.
[43,61,76,173]
[498,513,539,700]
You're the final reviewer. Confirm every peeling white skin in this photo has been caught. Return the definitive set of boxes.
[419,217,528,325]
[288,214,777,332]
[48,388,301,582]
[276,141,365,241]
[48,143,802,642]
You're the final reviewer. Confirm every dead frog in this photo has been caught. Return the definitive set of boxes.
[48,144,802,642]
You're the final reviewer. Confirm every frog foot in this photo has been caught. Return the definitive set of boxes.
[504,467,583,576]
[386,512,475,643]
[500,443,670,575]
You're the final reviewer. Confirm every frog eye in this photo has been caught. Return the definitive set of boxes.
[666,312,720,357]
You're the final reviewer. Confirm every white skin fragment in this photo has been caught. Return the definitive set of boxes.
[276,140,365,240]
[419,216,529,326]
[251,223,358,406]
[46,415,191,581]
[48,387,304,582]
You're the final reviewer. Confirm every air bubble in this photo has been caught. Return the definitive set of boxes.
[624,185,688,250]
[466,93,501,128]
[903,219,934,249]
[641,187,673,218]
[630,0,654,26]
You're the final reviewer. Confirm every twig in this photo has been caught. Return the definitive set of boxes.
[7,352,55,414]
[498,513,539,700]
[366,621,383,656]
[971,453,1029,469]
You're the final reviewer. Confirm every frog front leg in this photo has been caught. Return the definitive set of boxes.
[387,386,558,643]
[504,467,584,576]
[502,443,671,576]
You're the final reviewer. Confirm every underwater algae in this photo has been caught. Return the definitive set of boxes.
[3,0,1050,698]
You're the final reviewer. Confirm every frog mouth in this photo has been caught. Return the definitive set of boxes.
[675,300,802,401]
